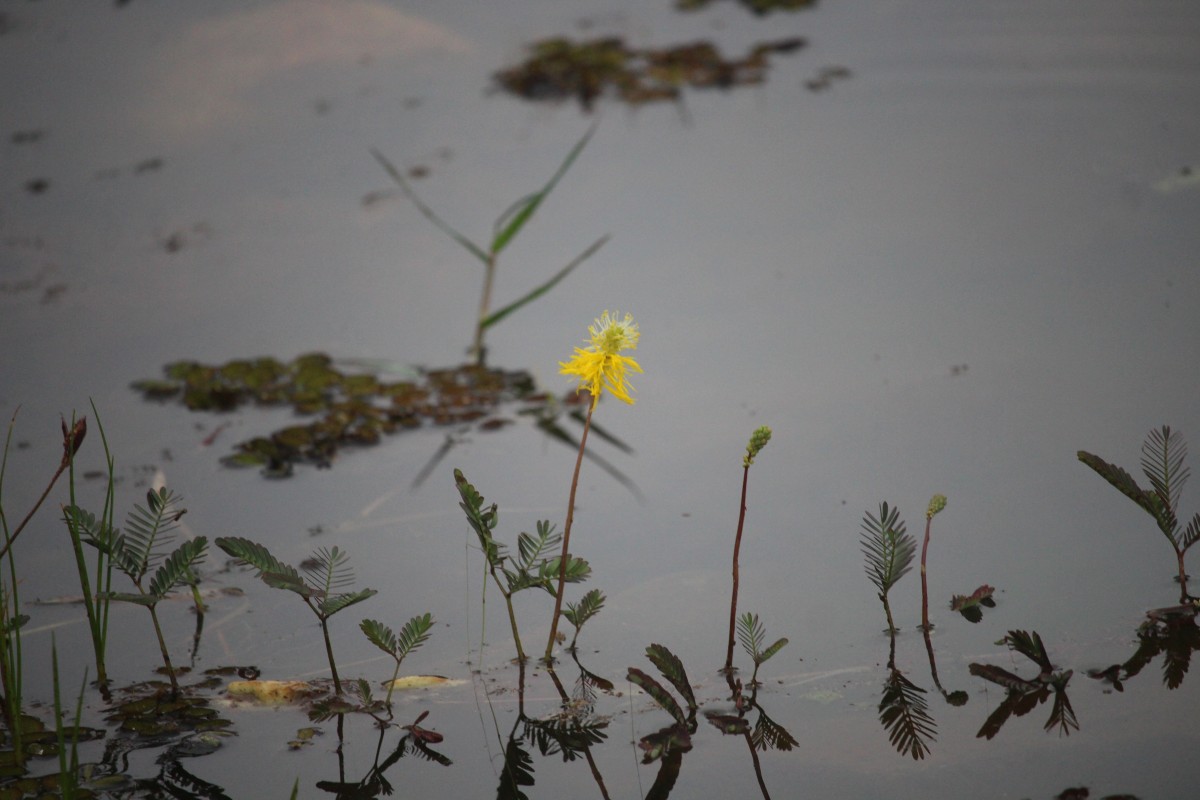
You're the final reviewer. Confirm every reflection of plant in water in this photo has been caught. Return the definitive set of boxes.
[736,612,788,688]
[921,628,969,707]
[724,426,772,673]
[627,643,699,788]
[545,311,642,661]
[372,129,604,365]
[214,538,377,695]
[311,708,450,799]
[1089,604,1200,692]
[919,494,947,631]
[879,666,936,760]
[676,0,816,14]
[454,470,591,664]
[969,630,1078,739]
[1079,425,1200,601]
[860,502,917,634]
[71,487,207,695]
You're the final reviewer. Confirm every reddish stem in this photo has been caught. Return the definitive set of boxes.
[724,464,751,672]
[544,401,594,662]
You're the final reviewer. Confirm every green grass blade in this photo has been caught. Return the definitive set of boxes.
[370,148,488,264]
[488,124,596,256]
[480,234,609,330]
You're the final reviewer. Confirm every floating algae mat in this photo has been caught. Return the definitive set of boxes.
[132,354,557,477]
[492,36,806,112]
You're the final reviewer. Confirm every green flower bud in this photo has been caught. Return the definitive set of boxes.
[926,494,947,520]
[743,425,773,467]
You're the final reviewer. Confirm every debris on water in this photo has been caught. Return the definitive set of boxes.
[803,65,852,92]
[675,0,817,14]
[493,36,807,112]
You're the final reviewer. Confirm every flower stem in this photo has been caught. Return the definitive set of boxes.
[544,401,594,662]
[723,464,751,673]
[920,515,933,631]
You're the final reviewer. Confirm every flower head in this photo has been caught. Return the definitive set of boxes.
[559,310,642,409]
[743,425,772,468]
[926,494,947,520]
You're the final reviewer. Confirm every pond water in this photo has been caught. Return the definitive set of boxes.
[3,0,1200,797]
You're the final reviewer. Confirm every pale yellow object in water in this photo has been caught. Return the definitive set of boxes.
[227,680,321,704]
[384,675,463,690]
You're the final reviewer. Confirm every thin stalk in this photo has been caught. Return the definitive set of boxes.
[146,604,179,694]
[0,411,82,563]
[919,515,933,631]
[472,253,498,365]
[319,615,343,695]
[724,464,751,672]
[545,402,594,662]
[495,576,526,663]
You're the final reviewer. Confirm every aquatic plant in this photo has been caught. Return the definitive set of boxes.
[545,311,642,660]
[70,487,206,694]
[724,426,772,672]
[562,588,606,652]
[214,538,377,694]
[879,667,936,760]
[735,613,788,688]
[454,469,590,663]
[1079,426,1200,600]
[676,0,816,14]
[360,613,435,706]
[860,502,917,634]
[950,584,996,623]
[919,494,947,631]
[372,128,605,365]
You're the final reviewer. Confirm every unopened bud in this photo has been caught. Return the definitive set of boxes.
[926,494,947,520]
[743,425,773,468]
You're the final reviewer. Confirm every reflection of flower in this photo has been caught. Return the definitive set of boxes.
[559,310,642,409]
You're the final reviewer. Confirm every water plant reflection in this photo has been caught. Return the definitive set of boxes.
[1089,603,1200,692]
[968,631,1078,740]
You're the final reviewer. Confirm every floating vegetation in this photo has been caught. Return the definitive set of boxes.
[493,36,807,112]
[132,354,541,476]
[676,0,817,14]
[950,584,997,623]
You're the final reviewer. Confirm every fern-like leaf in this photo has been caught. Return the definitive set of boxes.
[758,637,789,665]
[123,487,186,579]
[454,469,503,566]
[395,613,434,662]
[216,537,298,580]
[737,613,765,661]
[540,555,590,585]
[644,644,696,712]
[1141,426,1189,517]
[148,537,208,598]
[1182,512,1200,551]
[563,589,606,630]
[627,667,687,726]
[360,618,397,656]
[319,588,377,618]
[860,502,915,594]
[1078,451,1172,532]
[304,546,356,595]
[752,708,799,752]
[516,521,560,572]
[1002,630,1053,675]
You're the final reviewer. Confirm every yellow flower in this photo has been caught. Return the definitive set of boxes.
[559,310,643,409]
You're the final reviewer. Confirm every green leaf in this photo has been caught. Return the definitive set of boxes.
[860,502,915,595]
[303,546,356,595]
[736,612,765,660]
[488,125,595,256]
[370,148,488,264]
[360,619,397,656]
[216,536,294,578]
[541,555,590,584]
[148,537,208,598]
[515,521,560,571]
[758,637,789,665]
[644,644,696,712]
[454,469,503,565]
[123,487,186,579]
[395,613,435,662]
[1182,512,1200,551]
[627,667,687,726]
[480,235,608,330]
[319,588,377,618]
[1078,451,1169,529]
[1141,426,1189,517]
[563,589,606,630]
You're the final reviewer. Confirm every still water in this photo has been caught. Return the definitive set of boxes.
[3,0,1200,797]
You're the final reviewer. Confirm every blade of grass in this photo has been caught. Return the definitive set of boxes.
[480,234,609,330]
[369,148,489,264]
[488,124,597,256]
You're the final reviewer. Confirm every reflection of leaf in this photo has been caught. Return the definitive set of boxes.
[628,667,688,726]
[704,711,749,735]
[644,644,697,712]
[1045,679,1079,736]
[636,724,692,764]
[751,707,798,752]
[524,717,608,762]
[1000,630,1053,675]
[497,737,535,800]
[878,668,936,760]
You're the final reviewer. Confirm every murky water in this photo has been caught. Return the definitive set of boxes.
[3,1,1200,797]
